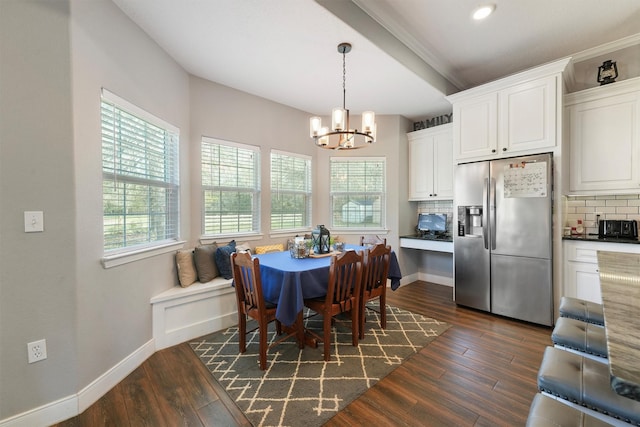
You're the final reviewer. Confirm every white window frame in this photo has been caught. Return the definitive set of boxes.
[329,156,386,231]
[101,89,183,268]
[201,137,261,240]
[270,150,312,234]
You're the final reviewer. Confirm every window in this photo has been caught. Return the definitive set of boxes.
[330,157,386,229]
[270,150,312,231]
[201,137,260,235]
[101,89,180,254]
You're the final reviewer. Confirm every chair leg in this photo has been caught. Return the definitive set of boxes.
[359,297,367,340]
[238,312,247,353]
[380,293,387,330]
[258,318,268,370]
[295,311,304,349]
[351,304,359,347]
[275,320,283,336]
[323,314,332,362]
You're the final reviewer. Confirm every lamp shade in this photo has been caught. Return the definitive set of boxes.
[318,127,329,146]
[310,116,322,138]
[332,108,346,131]
[362,111,375,134]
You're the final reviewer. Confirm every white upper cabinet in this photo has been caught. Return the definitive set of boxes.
[408,124,453,201]
[566,77,640,194]
[447,58,569,163]
[451,93,498,160]
[499,76,557,153]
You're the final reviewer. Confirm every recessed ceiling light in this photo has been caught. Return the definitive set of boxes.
[473,4,496,20]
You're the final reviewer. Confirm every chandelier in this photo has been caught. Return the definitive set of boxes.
[309,43,376,149]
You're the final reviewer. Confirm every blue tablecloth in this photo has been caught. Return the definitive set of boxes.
[255,245,402,326]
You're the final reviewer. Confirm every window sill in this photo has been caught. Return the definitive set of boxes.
[200,233,264,245]
[102,240,186,269]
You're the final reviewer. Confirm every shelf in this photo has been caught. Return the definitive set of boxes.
[400,238,453,253]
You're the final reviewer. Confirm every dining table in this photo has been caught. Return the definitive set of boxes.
[596,250,640,402]
[255,244,402,327]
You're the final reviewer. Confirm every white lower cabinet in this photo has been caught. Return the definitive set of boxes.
[565,260,602,303]
[563,239,640,304]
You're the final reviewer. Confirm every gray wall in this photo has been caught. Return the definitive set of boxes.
[0,0,415,421]
[0,0,78,417]
[69,0,191,395]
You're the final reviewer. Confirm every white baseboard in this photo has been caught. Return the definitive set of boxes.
[0,395,77,427]
[0,279,240,427]
[0,340,155,427]
[77,339,156,413]
[418,272,453,287]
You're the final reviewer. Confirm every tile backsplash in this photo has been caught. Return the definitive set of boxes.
[417,200,454,233]
[565,194,640,235]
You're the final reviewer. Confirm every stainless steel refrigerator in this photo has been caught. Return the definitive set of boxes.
[454,153,553,326]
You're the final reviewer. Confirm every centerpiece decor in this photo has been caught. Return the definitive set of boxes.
[311,224,331,254]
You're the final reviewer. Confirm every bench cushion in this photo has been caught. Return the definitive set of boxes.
[526,393,615,427]
[552,317,608,358]
[175,249,197,287]
[194,243,219,282]
[559,297,605,326]
[215,240,236,279]
[537,347,640,425]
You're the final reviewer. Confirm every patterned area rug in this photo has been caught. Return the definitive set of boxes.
[190,303,449,427]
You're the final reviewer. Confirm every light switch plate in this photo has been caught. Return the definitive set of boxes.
[24,211,44,232]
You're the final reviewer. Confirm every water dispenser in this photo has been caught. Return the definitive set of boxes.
[458,206,483,237]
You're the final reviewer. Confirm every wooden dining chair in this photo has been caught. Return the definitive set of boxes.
[231,252,304,370]
[304,250,364,361]
[359,244,392,339]
[359,235,386,247]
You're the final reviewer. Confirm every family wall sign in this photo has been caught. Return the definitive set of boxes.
[413,113,453,131]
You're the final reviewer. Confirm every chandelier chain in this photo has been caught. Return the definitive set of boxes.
[342,49,347,110]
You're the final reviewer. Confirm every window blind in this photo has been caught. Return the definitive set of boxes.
[330,157,386,229]
[270,150,312,230]
[101,90,180,252]
[202,137,260,235]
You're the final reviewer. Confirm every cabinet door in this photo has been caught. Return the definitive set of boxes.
[499,75,557,154]
[433,130,453,198]
[408,136,434,200]
[569,91,640,192]
[565,262,602,304]
[453,93,498,160]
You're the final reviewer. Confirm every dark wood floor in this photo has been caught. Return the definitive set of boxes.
[52,281,552,426]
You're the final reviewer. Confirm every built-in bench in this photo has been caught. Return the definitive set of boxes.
[150,277,238,350]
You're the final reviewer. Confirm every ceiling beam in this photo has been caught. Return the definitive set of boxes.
[315,0,459,96]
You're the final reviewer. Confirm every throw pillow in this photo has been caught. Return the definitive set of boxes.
[194,243,219,283]
[236,242,252,254]
[175,250,197,287]
[215,240,237,280]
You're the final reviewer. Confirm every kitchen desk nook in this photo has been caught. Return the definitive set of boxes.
[400,234,453,286]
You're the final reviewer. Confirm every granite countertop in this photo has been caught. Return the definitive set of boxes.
[400,234,453,243]
[596,251,640,402]
[563,234,640,244]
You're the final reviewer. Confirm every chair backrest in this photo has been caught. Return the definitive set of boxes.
[231,252,266,312]
[326,250,364,306]
[360,235,387,247]
[363,244,391,293]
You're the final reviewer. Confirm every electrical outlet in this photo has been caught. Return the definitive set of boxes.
[27,339,47,363]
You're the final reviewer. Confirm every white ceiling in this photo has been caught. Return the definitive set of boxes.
[112,0,640,122]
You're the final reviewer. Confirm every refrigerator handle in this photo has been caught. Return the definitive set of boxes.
[490,177,497,250]
[483,178,489,249]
